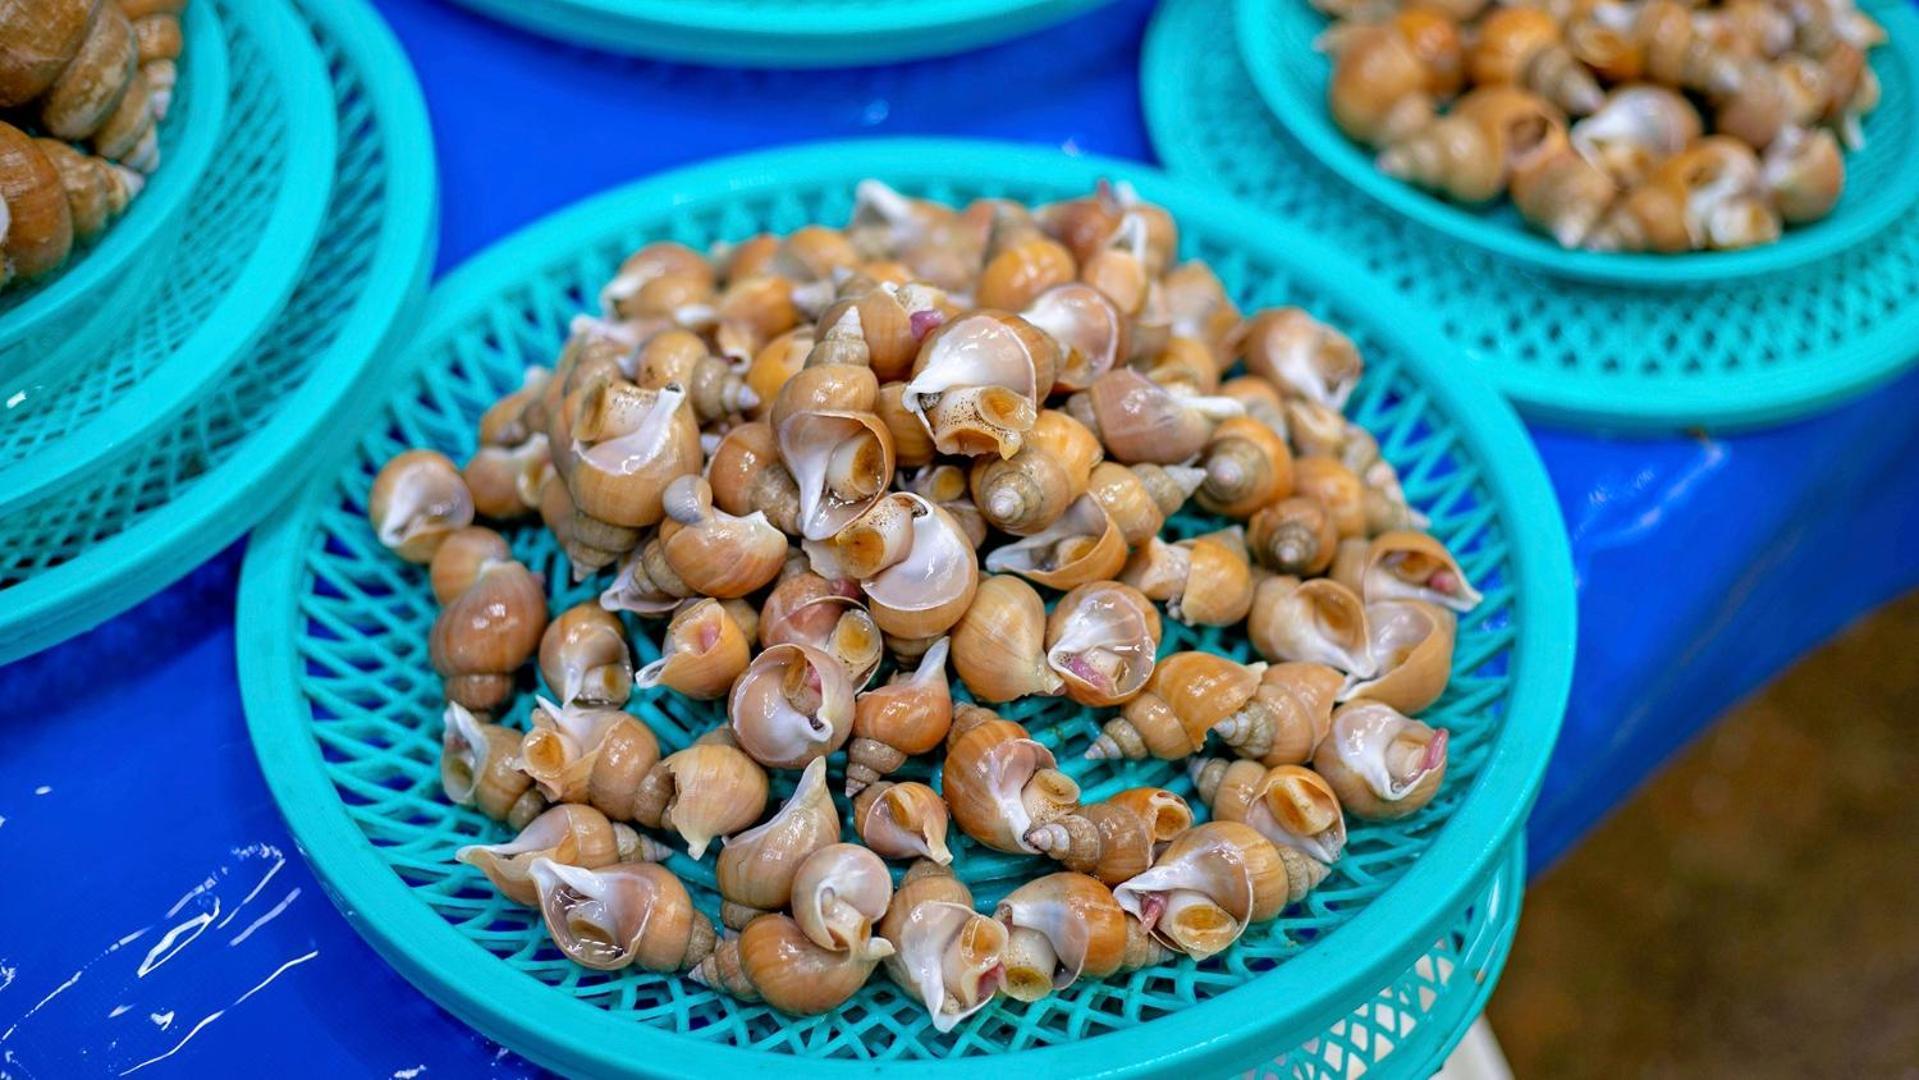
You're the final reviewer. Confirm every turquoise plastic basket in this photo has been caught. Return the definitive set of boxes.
[1148,0,1919,432]
[0,0,436,665]
[0,0,229,409]
[0,0,335,520]
[443,0,1118,66]
[238,140,1574,1078]
[1233,0,1919,287]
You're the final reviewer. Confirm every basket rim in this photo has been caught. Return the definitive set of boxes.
[0,1,231,364]
[0,0,338,518]
[0,0,437,666]
[238,138,1576,1079]
[1232,0,1919,288]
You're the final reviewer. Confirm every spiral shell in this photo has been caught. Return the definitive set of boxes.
[950,574,1065,703]
[854,781,953,864]
[847,637,953,795]
[1119,527,1256,627]
[1044,581,1162,707]
[904,311,1057,457]
[790,843,897,961]
[1197,416,1295,519]
[1023,790,1194,887]
[517,699,661,817]
[994,872,1168,1001]
[729,642,858,770]
[429,556,547,715]
[715,757,840,929]
[1234,308,1363,411]
[692,912,879,1015]
[1248,496,1342,577]
[878,862,1008,1032]
[630,732,770,859]
[427,526,512,606]
[1113,822,1305,960]
[369,450,475,563]
[1347,530,1483,612]
[1247,575,1377,681]
[633,598,752,700]
[532,859,716,973]
[942,705,1081,853]
[705,420,802,538]
[978,209,1078,312]
[1470,6,1603,116]
[1086,461,1206,546]
[876,381,938,468]
[655,475,789,596]
[1088,651,1263,762]
[601,241,715,322]
[758,570,885,690]
[1189,759,1348,866]
[1022,283,1127,393]
[465,436,550,521]
[1342,600,1456,713]
[1313,702,1449,820]
[1329,23,1440,147]
[779,407,897,542]
[539,602,632,708]
[968,409,1102,536]
[982,493,1127,591]
[441,703,546,828]
[1762,125,1844,224]
[1211,662,1345,767]
[1292,456,1368,539]
[561,380,703,572]
[1570,85,1703,187]
[456,803,650,906]
[820,493,980,640]
[1066,367,1244,465]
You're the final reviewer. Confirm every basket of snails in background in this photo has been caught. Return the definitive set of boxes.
[239,141,1573,1077]
[0,0,228,404]
[1235,0,1919,284]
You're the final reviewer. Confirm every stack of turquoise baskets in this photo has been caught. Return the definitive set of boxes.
[0,0,438,665]
[1144,0,1919,433]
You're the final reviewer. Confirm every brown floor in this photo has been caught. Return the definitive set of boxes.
[1486,591,1919,1078]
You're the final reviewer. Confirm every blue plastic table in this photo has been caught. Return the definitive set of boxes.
[2,0,1914,1074]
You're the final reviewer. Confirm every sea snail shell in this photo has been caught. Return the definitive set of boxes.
[1043,581,1162,708]
[729,642,858,770]
[878,861,1008,1032]
[942,704,1081,854]
[1065,368,1244,466]
[530,859,716,973]
[846,636,954,795]
[1087,651,1266,762]
[562,379,703,558]
[1190,758,1348,867]
[538,601,633,708]
[1213,661,1345,767]
[1022,283,1127,394]
[758,571,885,690]
[1023,788,1195,887]
[1197,416,1295,519]
[429,555,547,715]
[630,731,770,859]
[854,781,953,864]
[995,872,1169,1001]
[691,913,880,1016]
[428,526,513,606]
[1233,308,1363,411]
[814,493,980,640]
[1119,527,1256,627]
[369,450,475,563]
[1344,530,1483,612]
[790,843,897,961]
[1341,600,1456,714]
[441,703,546,829]
[1247,574,1378,682]
[633,598,752,701]
[715,757,840,929]
[950,574,1065,703]
[1086,461,1206,547]
[982,492,1128,591]
[456,803,654,906]
[1114,821,1307,961]
[904,311,1057,458]
[968,409,1103,536]
[704,420,803,538]
[1314,702,1449,821]
[518,699,661,815]
[778,405,897,543]
[654,475,788,598]
[1249,496,1342,577]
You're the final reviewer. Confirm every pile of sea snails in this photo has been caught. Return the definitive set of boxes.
[367,179,1481,1026]
[0,0,187,291]
[1319,0,1886,250]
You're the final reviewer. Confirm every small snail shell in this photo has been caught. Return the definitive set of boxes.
[565,380,703,528]
[1567,19,1642,85]
[854,781,953,864]
[655,475,788,596]
[847,181,989,293]
[1761,125,1844,224]
[1189,759,1347,866]
[1086,461,1206,547]
[1148,335,1225,395]
[744,327,812,421]
[464,435,551,521]
[1292,456,1368,538]
[759,572,885,690]
[1342,600,1456,713]
[31,135,139,248]
[539,602,632,708]
[631,329,756,422]
[1470,6,1603,116]
[903,463,990,549]
[456,803,649,906]
[778,407,897,542]
[1512,141,1617,249]
[1313,702,1449,820]
[602,242,714,322]
[1233,308,1363,411]
[531,859,715,973]
[995,872,1167,1001]
[1162,260,1242,358]
[441,703,546,828]
[626,731,770,858]
[904,312,1057,458]
[428,526,512,605]
[369,450,475,563]
[1585,175,1693,253]
[1212,661,1344,767]
[878,861,1007,1032]
[942,704,1081,853]
[847,637,954,795]
[1044,581,1162,707]
[815,281,939,383]
[790,843,897,961]
[968,409,1102,536]
[876,381,938,468]
[518,699,660,814]
[1249,496,1341,576]
[703,420,802,538]
[596,536,689,616]
[1569,85,1703,188]
[704,274,801,360]
[1197,416,1294,518]
[770,225,861,284]
[1079,213,1152,316]
[951,574,1065,703]
[728,642,857,770]
[634,597,752,700]
[982,492,1127,591]
[1088,651,1264,762]
[1022,283,1127,393]
[978,210,1078,312]
[1377,113,1508,204]
[1353,530,1482,611]
[1066,368,1244,465]
[692,913,879,1015]
[1246,575,1377,681]
[1453,85,1569,180]
[843,494,980,640]
[1023,790,1194,887]
[1329,24,1438,148]
[1114,821,1302,960]
[429,556,547,715]
[1037,187,1125,265]
[715,757,840,929]
[1119,527,1255,627]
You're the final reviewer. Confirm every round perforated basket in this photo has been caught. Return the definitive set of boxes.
[442,0,1118,66]
[0,0,436,665]
[239,140,1572,1077]
[0,1,230,409]
[1232,0,1919,287]
[1148,0,1919,432]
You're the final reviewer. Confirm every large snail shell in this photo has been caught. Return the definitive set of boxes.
[632,735,770,858]
[759,574,885,690]
[465,436,550,521]
[441,703,546,828]
[429,557,548,715]
[1379,112,1506,203]
[728,642,858,770]
[1313,702,1449,820]
[1357,530,1483,611]
[634,598,752,700]
[566,380,703,532]
[790,843,897,961]
[847,637,954,795]
[1247,575,1377,682]
[35,135,138,244]
[517,699,658,814]
[855,494,980,640]
[1119,528,1256,628]
[1087,461,1206,547]
[1023,792,1192,888]
[1197,416,1294,519]
[1249,496,1341,577]
[979,213,1078,312]
[969,409,1102,536]
[369,450,475,563]
[1570,85,1702,188]
[879,862,1007,1032]
[1044,581,1162,707]
[1292,456,1368,539]
[1078,213,1152,316]
[942,705,1081,853]
[1762,125,1844,225]
[1162,260,1241,358]
[1068,368,1244,465]
[1512,141,1617,249]
[457,803,645,906]
[779,408,897,542]
[1330,25,1438,148]
[1211,661,1344,767]
[1470,6,1602,116]
[982,492,1127,591]
[715,757,840,929]
[995,872,1144,1000]
[428,526,512,605]
[656,475,789,596]
[705,420,802,538]
[1023,283,1127,393]
[854,781,953,864]
[1090,651,1263,762]
[951,574,1065,703]
[1233,308,1363,411]
[905,311,1057,457]
[602,242,714,321]
[693,913,878,1015]
[539,601,632,708]
[1148,336,1225,396]
[532,859,716,973]
[1586,175,1693,253]
[1190,759,1347,866]
[632,330,755,422]
[1342,600,1455,713]
[1113,821,1298,960]
[0,121,74,285]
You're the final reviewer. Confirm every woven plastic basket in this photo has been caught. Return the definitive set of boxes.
[443,0,1118,67]
[0,0,335,520]
[1148,0,1919,432]
[0,0,435,665]
[239,140,1573,1078]
[1232,0,1919,287]
[0,0,229,409]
